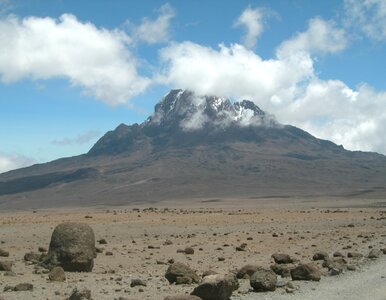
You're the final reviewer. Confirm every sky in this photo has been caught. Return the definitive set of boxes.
[1,0,386,173]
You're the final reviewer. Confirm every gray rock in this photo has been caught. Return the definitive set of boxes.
[313,251,329,261]
[130,278,147,287]
[0,261,13,271]
[0,249,9,257]
[191,273,238,300]
[249,268,277,292]
[165,262,200,284]
[272,253,294,264]
[270,263,295,278]
[291,263,321,281]
[164,296,201,300]
[368,249,381,259]
[24,252,42,263]
[43,223,96,272]
[69,287,91,300]
[236,264,259,279]
[49,266,66,282]
[14,283,33,291]
[347,252,363,258]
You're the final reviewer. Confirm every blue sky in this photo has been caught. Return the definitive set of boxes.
[1,0,386,173]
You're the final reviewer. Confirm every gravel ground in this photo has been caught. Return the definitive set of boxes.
[233,255,386,300]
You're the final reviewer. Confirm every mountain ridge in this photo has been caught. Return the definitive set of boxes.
[1,89,385,209]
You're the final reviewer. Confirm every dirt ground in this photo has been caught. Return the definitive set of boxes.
[0,197,385,299]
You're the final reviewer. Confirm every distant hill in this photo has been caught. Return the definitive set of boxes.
[1,89,385,209]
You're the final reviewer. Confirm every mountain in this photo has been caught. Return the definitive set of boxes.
[1,89,386,209]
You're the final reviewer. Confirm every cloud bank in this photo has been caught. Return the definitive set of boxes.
[0,152,36,174]
[0,14,150,105]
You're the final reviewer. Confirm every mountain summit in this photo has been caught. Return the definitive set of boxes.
[146,89,276,130]
[1,89,386,209]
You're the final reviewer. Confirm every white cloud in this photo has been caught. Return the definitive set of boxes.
[158,16,386,154]
[234,7,265,48]
[277,17,347,58]
[0,152,36,174]
[52,130,101,146]
[159,42,314,111]
[131,3,175,44]
[0,14,150,105]
[344,0,386,41]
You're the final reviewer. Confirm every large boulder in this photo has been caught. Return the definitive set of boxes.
[191,273,238,300]
[42,223,96,272]
[291,263,321,281]
[249,268,277,292]
[165,262,200,284]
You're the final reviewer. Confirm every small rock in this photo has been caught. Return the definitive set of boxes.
[191,273,239,300]
[368,249,381,259]
[69,287,91,300]
[347,252,363,258]
[49,266,66,282]
[291,263,321,281]
[313,251,329,261]
[249,268,277,292]
[236,264,259,279]
[0,249,9,257]
[272,253,294,264]
[184,247,194,255]
[14,283,33,291]
[165,262,200,284]
[130,278,147,287]
[164,296,201,300]
[0,261,13,271]
[38,246,47,253]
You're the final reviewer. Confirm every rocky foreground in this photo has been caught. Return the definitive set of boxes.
[0,201,386,299]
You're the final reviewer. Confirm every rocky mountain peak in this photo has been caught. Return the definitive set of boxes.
[146,89,276,130]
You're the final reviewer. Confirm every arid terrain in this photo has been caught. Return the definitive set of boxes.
[0,197,385,299]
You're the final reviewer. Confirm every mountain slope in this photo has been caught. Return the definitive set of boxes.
[1,89,386,209]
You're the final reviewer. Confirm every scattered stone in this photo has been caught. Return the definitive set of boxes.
[38,246,47,253]
[24,252,42,263]
[270,263,295,278]
[13,283,33,291]
[291,263,321,281]
[191,273,239,300]
[48,266,66,282]
[236,264,259,279]
[165,262,200,284]
[98,238,108,245]
[130,278,147,287]
[313,251,329,261]
[368,249,381,259]
[0,249,9,257]
[164,296,201,300]
[347,252,363,258]
[0,261,13,271]
[333,252,343,257]
[249,268,277,292]
[272,253,293,264]
[184,247,194,255]
[322,258,346,275]
[42,223,96,272]
[202,270,217,278]
[69,287,91,300]
[347,265,356,271]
